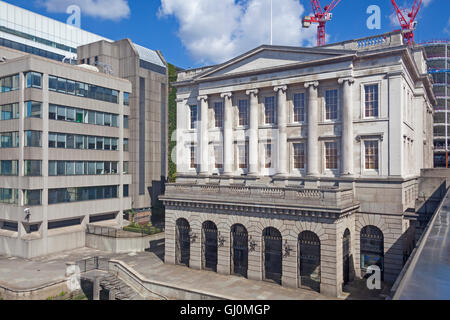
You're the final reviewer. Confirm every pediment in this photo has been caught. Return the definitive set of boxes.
[197,46,351,79]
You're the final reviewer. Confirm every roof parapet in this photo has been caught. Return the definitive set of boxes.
[323,31,405,51]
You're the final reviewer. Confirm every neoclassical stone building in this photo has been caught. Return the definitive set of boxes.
[160,31,435,297]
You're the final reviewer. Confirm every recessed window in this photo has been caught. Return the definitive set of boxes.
[239,142,249,169]
[123,139,129,152]
[325,142,338,170]
[293,93,305,122]
[325,89,338,120]
[214,145,223,169]
[26,72,42,89]
[190,105,197,129]
[24,190,42,206]
[214,102,223,128]
[124,92,130,106]
[265,97,275,124]
[0,160,18,176]
[0,188,19,204]
[293,143,305,169]
[190,145,196,169]
[265,143,272,168]
[238,100,249,126]
[1,103,19,120]
[365,141,379,170]
[0,132,19,148]
[365,84,379,118]
[1,74,19,92]
[123,116,128,129]
[24,160,42,176]
[123,162,129,174]
[25,131,42,147]
[25,101,42,118]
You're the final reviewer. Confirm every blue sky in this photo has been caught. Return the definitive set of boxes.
[3,0,449,68]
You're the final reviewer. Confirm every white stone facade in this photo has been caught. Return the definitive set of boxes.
[161,32,435,297]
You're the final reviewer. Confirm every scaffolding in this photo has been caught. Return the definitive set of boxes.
[421,40,450,167]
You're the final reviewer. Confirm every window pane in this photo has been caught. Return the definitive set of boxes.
[265,97,275,124]
[325,90,338,120]
[365,85,379,117]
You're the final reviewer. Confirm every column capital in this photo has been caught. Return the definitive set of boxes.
[246,89,259,96]
[197,95,208,102]
[304,81,319,89]
[338,77,355,85]
[274,85,287,93]
[220,92,233,99]
[175,98,186,103]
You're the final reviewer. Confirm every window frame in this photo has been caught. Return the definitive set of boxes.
[361,139,381,175]
[324,89,339,122]
[361,82,381,119]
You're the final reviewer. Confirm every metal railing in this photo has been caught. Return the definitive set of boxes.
[77,256,110,273]
[86,225,120,238]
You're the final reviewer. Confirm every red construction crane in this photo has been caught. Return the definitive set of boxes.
[302,0,342,47]
[391,0,423,45]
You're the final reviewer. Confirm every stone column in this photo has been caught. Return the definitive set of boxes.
[305,81,319,177]
[221,92,233,175]
[338,78,355,176]
[274,85,288,176]
[246,89,259,176]
[198,95,209,175]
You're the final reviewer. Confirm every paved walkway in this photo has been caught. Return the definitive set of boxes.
[0,247,336,299]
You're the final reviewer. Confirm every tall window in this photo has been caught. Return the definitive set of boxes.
[325,142,338,170]
[214,146,223,169]
[265,143,272,168]
[293,93,305,122]
[325,90,338,120]
[365,141,379,170]
[293,143,305,169]
[190,144,196,169]
[238,100,249,126]
[265,97,275,124]
[365,84,379,117]
[25,131,42,147]
[239,142,249,169]
[214,102,223,128]
[26,101,42,118]
[190,105,197,129]
[24,160,42,176]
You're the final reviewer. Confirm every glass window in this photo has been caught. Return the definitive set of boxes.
[95,112,104,126]
[76,109,83,123]
[57,77,67,93]
[365,84,379,118]
[190,105,197,129]
[0,188,18,204]
[123,162,129,174]
[112,90,119,104]
[87,111,95,124]
[1,103,19,120]
[111,162,118,174]
[88,137,96,150]
[265,144,272,168]
[88,162,96,175]
[124,92,130,106]
[365,141,379,170]
[293,143,305,169]
[104,114,111,127]
[96,137,104,150]
[67,80,75,95]
[49,76,57,91]
[96,162,104,175]
[49,105,57,120]
[75,162,84,175]
[49,133,57,148]
[25,131,42,147]
[293,93,305,122]
[57,161,65,175]
[75,135,84,149]
[24,190,42,206]
[123,139,129,152]
[264,97,275,124]
[104,138,111,150]
[66,162,75,175]
[325,90,338,120]
[112,115,118,127]
[24,160,42,176]
[111,139,118,151]
[238,142,248,169]
[0,160,18,176]
[26,101,42,118]
[190,145,196,169]
[26,72,42,89]
[57,106,66,121]
[214,102,223,128]
[1,74,19,92]
[123,115,128,129]
[104,88,112,102]
[49,161,57,176]
[66,108,75,122]
[104,162,111,174]
[123,185,129,197]
[238,100,248,126]
[57,134,66,148]
[214,145,223,169]
[325,142,338,169]
[66,134,75,149]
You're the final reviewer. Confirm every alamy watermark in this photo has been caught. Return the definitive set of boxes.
[367,5,382,30]
[66,5,81,28]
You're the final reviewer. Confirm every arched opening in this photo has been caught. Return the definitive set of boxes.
[343,229,351,285]
[231,224,248,278]
[263,227,282,285]
[360,226,384,280]
[202,221,218,272]
[175,218,190,267]
[298,231,321,292]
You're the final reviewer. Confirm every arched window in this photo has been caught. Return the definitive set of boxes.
[175,218,190,267]
[263,227,282,285]
[231,224,248,278]
[360,226,384,279]
[202,221,218,272]
[298,231,321,292]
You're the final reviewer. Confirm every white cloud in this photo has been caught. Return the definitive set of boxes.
[159,0,317,64]
[36,0,130,21]
[388,0,432,28]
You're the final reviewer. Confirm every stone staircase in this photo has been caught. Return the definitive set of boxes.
[100,273,142,300]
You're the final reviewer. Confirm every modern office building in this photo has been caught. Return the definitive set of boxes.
[78,40,168,211]
[160,31,435,297]
[0,0,168,217]
[422,41,450,167]
[0,45,132,258]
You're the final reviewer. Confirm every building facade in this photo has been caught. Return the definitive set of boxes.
[0,45,132,258]
[422,41,450,167]
[77,39,168,211]
[161,32,435,297]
